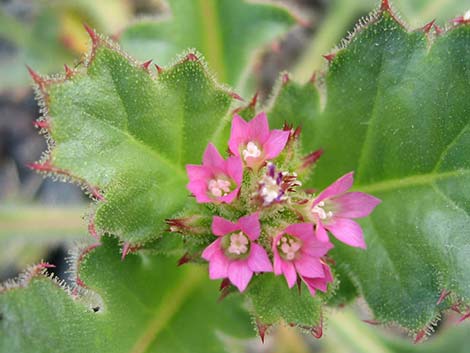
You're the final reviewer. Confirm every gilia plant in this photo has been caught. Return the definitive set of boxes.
[1,0,470,351]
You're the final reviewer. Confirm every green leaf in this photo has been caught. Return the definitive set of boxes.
[0,236,253,353]
[246,274,323,328]
[120,0,296,90]
[33,33,236,244]
[267,9,470,330]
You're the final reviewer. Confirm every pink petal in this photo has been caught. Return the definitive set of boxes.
[284,223,313,241]
[212,216,238,236]
[303,264,333,294]
[187,180,212,203]
[247,243,273,272]
[334,192,381,218]
[273,251,283,275]
[225,156,243,184]
[325,217,367,249]
[314,172,354,206]
[315,223,330,242]
[228,115,249,156]
[186,165,212,182]
[201,238,222,260]
[238,213,260,240]
[219,187,240,204]
[294,255,324,278]
[302,277,318,296]
[208,251,230,279]
[301,237,333,257]
[281,261,297,288]
[228,260,253,292]
[248,112,270,144]
[263,129,290,159]
[203,143,225,171]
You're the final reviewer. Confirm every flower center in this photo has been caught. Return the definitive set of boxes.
[277,234,302,261]
[222,231,250,259]
[260,175,281,204]
[242,141,262,160]
[312,201,333,220]
[208,178,232,198]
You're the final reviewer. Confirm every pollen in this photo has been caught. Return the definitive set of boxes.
[278,235,301,260]
[228,232,249,255]
[312,201,333,220]
[208,178,231,197]
[242,141,262,160]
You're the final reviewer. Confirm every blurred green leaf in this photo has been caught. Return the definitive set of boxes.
[0,236,253,353]
[120,0,296,91]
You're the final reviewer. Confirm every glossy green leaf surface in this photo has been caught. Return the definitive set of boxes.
[120,0,295,90]
[0,237,252,353]
[36,36,235,244]
[268,10,470,330]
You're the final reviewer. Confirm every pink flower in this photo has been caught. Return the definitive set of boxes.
[186,143,243,203]
[202,213,272,291]
[228,112,290,169]
[272,223,333,295]
[310,172,381,249]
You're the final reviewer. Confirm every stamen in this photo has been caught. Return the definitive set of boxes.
[227,232,249,255]
[208,178,231,197]
[279,235,302,260]
[312,201,333,220]
[242,141,262,160]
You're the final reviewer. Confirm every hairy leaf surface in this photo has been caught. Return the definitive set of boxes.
[268,9,470,330]
[33,35,235,244]
[0,237,252,353]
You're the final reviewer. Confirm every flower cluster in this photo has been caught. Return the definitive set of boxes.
[179,112,381,295]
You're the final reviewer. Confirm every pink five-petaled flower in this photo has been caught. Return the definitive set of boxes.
[272,223,334,296]
[228,112,290,169]
[310,172,381,249]
[202,213,272,292]
[186,143,243,203]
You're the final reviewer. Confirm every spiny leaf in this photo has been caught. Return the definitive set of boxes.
[266,5,470,331]
[120,0,297,90]
[0,237,252,353]
[30,30,237,245]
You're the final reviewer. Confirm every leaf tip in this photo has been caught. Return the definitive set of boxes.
[154,64,164,74]
[256,318,269,343]
[322,53,336,63]
[185,53,199,62]
[413,329,427,344]
[83,23,99,46]
[422,19,436,34]
[142,60,153,71]
[436,288,451,305]
[64,64,74,78]
[230,92,244,102]
[26,65,45,86]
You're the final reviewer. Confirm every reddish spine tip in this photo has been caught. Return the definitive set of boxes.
[38,262,56,269]
[256,319,269,343]
[311,325,323,339]
[121,242,131,261]
[249,92,259,108]
[458,311,470,324]
[230,92,244,101]
[309,72,317,83]
[26,162,52,172]
[423,19,436,33]
[83,23,99,45]
[436,288,451,305]
[26,65,44,86]
[90,186,106,202]
[362,319,381,325]
[76,277,86,287]
[185,53,198,62]
[323,53,336,63]
[219,278,231,291]
[64,64,73,78]
[413,329,426,344]
[88,219,99,239]
[154,64,164,74]
[177,253,191,266]
[380,0,391,12]
[433,24,443,35]
[282,73,290,85]
[142,60,152,70]
[33,120,50,129]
